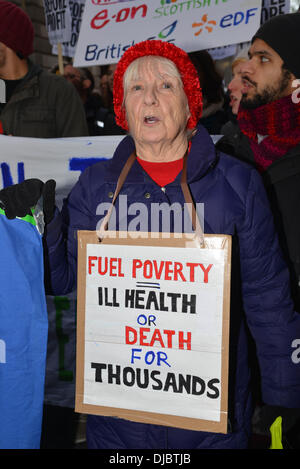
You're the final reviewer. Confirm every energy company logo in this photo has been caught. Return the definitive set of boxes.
[192,14,216,35]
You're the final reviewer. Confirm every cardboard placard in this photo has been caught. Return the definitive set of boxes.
[76,231,231,434]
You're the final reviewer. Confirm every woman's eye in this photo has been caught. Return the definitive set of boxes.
[162,82,172,89]
[131,84,142,91]
[261,56,269,63]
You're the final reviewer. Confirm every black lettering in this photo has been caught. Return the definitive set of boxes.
[123,366,135,386]
[91,362,106,382]
[182,294,196,314]
[163,372,179,393]
[145,290,159,310]
[107,364,121,384]
[150,370,163,390]
[207,378,220,399]
[192,376,205,395]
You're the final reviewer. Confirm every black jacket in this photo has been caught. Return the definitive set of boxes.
[0,60,88,138]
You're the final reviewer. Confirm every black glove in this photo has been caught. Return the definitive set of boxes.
[0,178,56,224]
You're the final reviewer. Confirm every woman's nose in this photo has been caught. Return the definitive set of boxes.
[144,85,158,105]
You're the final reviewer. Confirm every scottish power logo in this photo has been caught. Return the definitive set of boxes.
[0,79,5,103]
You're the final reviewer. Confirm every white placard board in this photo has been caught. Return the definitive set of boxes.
[76,231,231,433]
[74,0,262,66]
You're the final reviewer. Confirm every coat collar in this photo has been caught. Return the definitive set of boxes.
[105,124,218,185]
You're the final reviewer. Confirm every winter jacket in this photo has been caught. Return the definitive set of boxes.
[46,124,300,449]
[0,60,88,138]
[217,129,300,312]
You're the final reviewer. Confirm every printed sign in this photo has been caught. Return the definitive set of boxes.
[260,0,290,23]
[52,0,86,57]
[73,0,262,66]
[42,0,73,45]
[76,231,231,433]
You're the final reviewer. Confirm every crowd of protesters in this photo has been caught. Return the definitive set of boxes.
[0,0,300,450]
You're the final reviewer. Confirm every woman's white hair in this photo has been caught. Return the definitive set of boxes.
[123,55,184,101]
[122,55,194,137]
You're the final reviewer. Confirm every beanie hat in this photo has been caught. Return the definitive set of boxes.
[252,13,300,78]
[0,0,34,58]
[113,40,203,131]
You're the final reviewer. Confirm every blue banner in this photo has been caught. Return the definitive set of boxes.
[0,213,48,449]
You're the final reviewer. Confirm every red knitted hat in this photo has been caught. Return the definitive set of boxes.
[0,0,34,58]
[113,40,203,131]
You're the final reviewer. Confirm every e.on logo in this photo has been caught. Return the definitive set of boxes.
[0,79,5,103]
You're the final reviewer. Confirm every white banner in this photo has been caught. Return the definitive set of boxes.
[73,0,262,66]
[0,134,123,205]
[43,0,73,45]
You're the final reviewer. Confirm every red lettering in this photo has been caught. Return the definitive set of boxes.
[116,7,130,22]
[153,260,164,279]
[149,329,165,348]
[163,329,175,348]
[173,262,186,281]
[143,260,153,279]
[164,261,173,280]
[98,256,108,275]
[90,9,109,29]
[125,326,137,345]
[131,5,147,19]
[178,331,191,350]
[132,259,142,278]
[88,256,97,274]
[199,264,213,283]
[140,327,150,346]
[186,262,198,282]
[109,258,118,276]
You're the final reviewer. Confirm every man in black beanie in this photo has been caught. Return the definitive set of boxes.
[217,14,300,448]
[218,13,300,312]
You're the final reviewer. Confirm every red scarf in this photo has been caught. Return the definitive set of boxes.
[238,95,300,172]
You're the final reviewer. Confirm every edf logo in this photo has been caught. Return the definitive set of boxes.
[220,8,258,28]
[0,79,5,103]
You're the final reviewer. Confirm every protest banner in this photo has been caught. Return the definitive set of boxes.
[260,0,290,23]
[75,231,231,433]
[42,0,73,45]
[52,0,86,58]
[73,0,262,66]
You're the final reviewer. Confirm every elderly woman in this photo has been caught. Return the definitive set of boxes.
[0,40,299,449]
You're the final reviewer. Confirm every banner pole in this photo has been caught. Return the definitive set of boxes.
[57,43,64,75]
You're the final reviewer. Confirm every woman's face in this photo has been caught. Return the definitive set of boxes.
[124,57,190,151]
[228,62,245,115]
